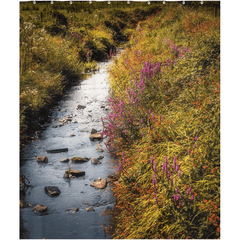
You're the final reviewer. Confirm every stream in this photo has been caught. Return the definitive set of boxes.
[20,51,121,239]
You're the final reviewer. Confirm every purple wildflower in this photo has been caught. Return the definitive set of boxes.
[154,163,157,172]
[152,177,156,186]
[174,194,181,201]
[195,136,198,141]
[178,170,181,177]
[191,195,194,200]
[150,156,154,164]
[187,186,192,195]
[188,150,191,155]
[176,164,179,171]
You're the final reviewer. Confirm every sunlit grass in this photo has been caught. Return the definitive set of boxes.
[103,3,220,239]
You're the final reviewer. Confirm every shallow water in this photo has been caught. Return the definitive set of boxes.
[20,55,118,239]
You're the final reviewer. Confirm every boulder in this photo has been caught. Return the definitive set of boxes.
[60,158,69,163]
[45,186,61,197]
[89,133,102,141]
[90,178,107,189]
[36,156,48,163]
[70,134,76,137]
[71,157,90,163]
[33,205,47,212]
[97,155,104,160]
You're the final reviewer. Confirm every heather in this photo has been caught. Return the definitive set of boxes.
[20,1,161,144]
[103,3,220,239]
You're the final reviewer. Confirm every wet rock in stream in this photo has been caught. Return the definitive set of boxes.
[91,155,104,165]
[71,157,90,163]
[45,186,61,197]
[70,207,79,213]
[96,143,104,152]
[86,206,95,212]
[33,205,47,212]
[91,129,98,134]
[90,178,107,189]
[65,170,85,177]
[91,158,101,165]
[46,148,68,153]
[60,158,69,163]
[36,156,48,163]
[89,133,102,141]
[77,105,86,110]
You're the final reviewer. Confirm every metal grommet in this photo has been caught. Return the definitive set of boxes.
[163,1,166,4]
[148,1,150,5]
[182,1,185,4]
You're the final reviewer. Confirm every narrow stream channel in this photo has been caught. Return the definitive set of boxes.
[20,51,121,239]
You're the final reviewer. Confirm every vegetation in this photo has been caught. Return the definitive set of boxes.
[19,1,162,146]
[102,2,220,239]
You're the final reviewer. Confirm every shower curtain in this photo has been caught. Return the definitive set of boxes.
[20,1,220,239]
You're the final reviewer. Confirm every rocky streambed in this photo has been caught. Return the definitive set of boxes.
[20,53,120,239]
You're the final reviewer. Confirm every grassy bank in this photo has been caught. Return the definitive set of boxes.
[103,2,220,239]
[19,1,162,146]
